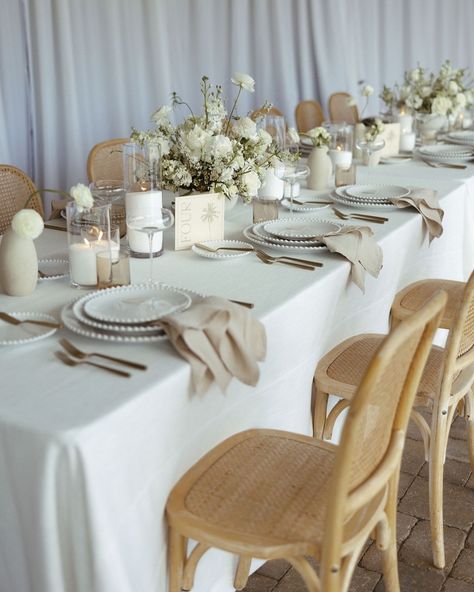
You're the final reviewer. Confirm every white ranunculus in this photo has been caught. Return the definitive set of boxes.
[205,135,233,159]
[186,125,211,151]
[11,209,44,239]
[287,127,300,145]
[361,84,374,97]
[70,183,93,211]
[431,95,452,116]
[241,170,261,196]
[346,96,357,107]
[231,72,255,93]
[151,105,172,124]
[233,116,258,139]
[455,93,467,108]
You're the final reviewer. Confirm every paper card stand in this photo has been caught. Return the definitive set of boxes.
[174,193,225,250]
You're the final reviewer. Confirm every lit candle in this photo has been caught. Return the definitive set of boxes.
[126,190,163,254]
[69,240,98,286]
[398,114,413,134]
[328,146,352,169]
[399,132,416,152]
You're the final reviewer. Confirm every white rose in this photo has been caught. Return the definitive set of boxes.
[11,209,44,239]
[258,128,273,148]
[233,116,258,139]
[431,95,452,116]
[448,81,459,95]
[241,170,261,196]
[151,105,172,124]
[231,72,255,93]
[361,84,374,97]
[186,125,211,151]
[287,127,300,144]
[70,183,93,211]
[346,96,357,107]
[205,135,233,159]
[420,86,432,98]
[455,93,467,108]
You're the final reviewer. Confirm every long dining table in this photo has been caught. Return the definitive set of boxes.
[0,158,473,592]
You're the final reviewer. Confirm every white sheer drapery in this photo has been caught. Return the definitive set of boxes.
[1,0,474,197]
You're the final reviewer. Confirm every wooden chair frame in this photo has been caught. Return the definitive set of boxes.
[86,138,129,183]
[295,100,325,133]
[0,164,43,234]
[327,92,359,124]
[313,272,474,569]
[166,292,446,592]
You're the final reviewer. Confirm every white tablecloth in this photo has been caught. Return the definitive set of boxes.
[0,160,473,592]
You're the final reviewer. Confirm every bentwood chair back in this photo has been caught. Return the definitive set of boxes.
[295,100,324,132]
[328,92,359,124]
[86,138,128,183]
[165,292,446,592]
[0,165,44,234]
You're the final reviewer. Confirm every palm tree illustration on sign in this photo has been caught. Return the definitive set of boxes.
[201,200,220,237]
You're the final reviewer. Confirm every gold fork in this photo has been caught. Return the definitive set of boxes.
[55,351,131,378]
[0,311,62,329]
[255,249,323,268]
[332,207,388,223]
[59,338,147,370]
[255,251,315,270]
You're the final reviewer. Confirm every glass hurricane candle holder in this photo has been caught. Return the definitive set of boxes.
[323,122,354,170]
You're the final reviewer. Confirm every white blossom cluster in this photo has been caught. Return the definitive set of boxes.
[363,118,385,142]
[131,74,289,202]
[380,60,474,116]
[302,126,331,147]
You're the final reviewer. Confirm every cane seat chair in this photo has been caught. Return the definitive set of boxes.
[166,293,446,592]
[295,100,325,133]
[313,271,474,569]
[328,92,359,124]
[86,138,128,183]
[0,165,44,235]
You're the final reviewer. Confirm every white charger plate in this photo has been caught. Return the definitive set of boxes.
[38,258,69,281]
[344,184,410,200]
[0,312,59,346]
[191,240,253,260]
[243,224,330,252]
[252,221,327,246]
[332,188,400,209]
[280,198,330,212]
[263,218,341,240]
[82,284,192,324]
[380,156,412,165]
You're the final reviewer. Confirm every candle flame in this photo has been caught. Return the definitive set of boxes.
[98,230,103,240]
[84,238,91,247]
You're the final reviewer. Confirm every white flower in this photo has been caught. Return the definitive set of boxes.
[257,128,273,149]
[346,96,357,107]
[455,93,467,108]
[231,72,255,93]
[151,105,172,124]
[11,209,44,239]
[304,126,331,147]
[361,84,374,97]
[420,85,432,98]
[432,95,452,116]
[70,183,93,211]
[448,81,459,95]
[410,68,421,82]
[287,127,300,145]
[241,170,261,196]
[233,116,258,139]
[204,135,233,160]
[186,125,211,152]
[406,94,422,110]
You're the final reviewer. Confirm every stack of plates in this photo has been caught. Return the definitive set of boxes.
[418,144,474,162]
[444,130,474,146]
[243,217,342,251]
[61,284,196,342]
[331,184,409,209]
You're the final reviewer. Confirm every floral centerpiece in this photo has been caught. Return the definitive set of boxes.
[380,60,474,117]
[131,73,293,202]
[301,126,331,147]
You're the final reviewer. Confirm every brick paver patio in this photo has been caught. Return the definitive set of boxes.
[241,412,474,592]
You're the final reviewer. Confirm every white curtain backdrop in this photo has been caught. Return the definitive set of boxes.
[1,0,474,198]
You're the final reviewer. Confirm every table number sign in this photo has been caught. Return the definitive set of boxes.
[174,193,225,250]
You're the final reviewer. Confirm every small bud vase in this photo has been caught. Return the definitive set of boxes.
[307,146,332,191]
[0,228,38,296]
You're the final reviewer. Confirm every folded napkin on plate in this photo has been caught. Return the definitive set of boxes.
[49,198,68,220]
[391,188,444,242]
[320,226,383,292]
[159,296,266,395]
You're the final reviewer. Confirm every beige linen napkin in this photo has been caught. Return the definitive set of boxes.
[391,188,444,242]
[49,198,68,220]
[159,296,266,395]
[320,226,383,292]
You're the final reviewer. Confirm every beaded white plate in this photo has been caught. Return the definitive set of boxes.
[252,221,327,246]
[38,258,69,281]
[263,218,341,240]
[332,188,400,210]
[280,198,330,212]
[243,224,330,252]
[82,284,192,324]
[418,145,473,160]
[191,240,253,260]
[344,184,410,200]
[0,312,59,346]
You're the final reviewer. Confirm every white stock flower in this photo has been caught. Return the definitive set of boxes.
[346,96,357,107]
[233,116,258,139]
[151,105,172,124]
[257,128,273,148]
[431,95,452,116]
[231,72,255,93]
[241,170,261,196]
[406,94,422,110]
[287,127,300,144]
[305,126,331,147]
[361,84,374,97]
[410,68,421,82]
[70,183,93,211]
[11,209,44,239]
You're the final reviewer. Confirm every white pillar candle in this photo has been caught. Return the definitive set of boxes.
[399,132,416,152]
[258,168,284,200]
[398,114,413,134]
[126,190,163,254]
[328,148,352,169]
[69,242,98,286]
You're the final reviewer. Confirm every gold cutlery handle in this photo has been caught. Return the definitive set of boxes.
[92,353,147,370]
[278,256,323,267]
[272,259,315,270]
[229,299,254,308]
[25,319,62,328]
[351,216,386,224]
[87,360,131,378]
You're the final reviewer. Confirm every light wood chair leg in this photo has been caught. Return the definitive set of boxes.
[168,528,187,592]
[313,386,329,439]
[289,556,321,592]
[323,400,350,441]
[234,555,252,590]
[466,389,474,469]
[182,543,210,590]
[429,420,448,569]
[381,476,400,592]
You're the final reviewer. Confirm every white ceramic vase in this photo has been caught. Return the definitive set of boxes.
[0,228,38,296]
[258,167,284,200]
[307,147,332,191]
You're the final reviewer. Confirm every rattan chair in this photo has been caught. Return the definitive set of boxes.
[0,165,44,235]
[166,292,446,592]
[295,100,324,133]
[250,106,284,122]
[313,271,474,570]
[327,92,359,124]
[86,138,128,183]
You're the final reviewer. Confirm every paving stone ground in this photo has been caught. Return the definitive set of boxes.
[241,411,474,592]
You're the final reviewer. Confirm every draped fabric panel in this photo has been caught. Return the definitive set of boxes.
[1,0,473,196]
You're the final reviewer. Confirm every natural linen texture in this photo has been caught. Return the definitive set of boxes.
[391,188,444,242]
[321,226,383,292]
[159,296,266,395]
